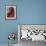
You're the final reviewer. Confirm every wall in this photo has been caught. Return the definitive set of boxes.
[20,0,46,24]
[0,0,46,44]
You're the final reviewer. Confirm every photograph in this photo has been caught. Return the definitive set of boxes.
[6,5,16,20]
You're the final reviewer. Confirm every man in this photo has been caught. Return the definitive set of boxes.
[7,7,15,17]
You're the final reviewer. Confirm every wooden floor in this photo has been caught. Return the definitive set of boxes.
[19,39,46,46]
[0,40,46,46]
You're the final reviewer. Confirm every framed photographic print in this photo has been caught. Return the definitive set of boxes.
[6,5,16,20]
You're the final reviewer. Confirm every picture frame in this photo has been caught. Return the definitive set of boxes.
[6,5,16,20]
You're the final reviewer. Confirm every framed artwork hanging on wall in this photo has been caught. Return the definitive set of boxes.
[5,5,16,20]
